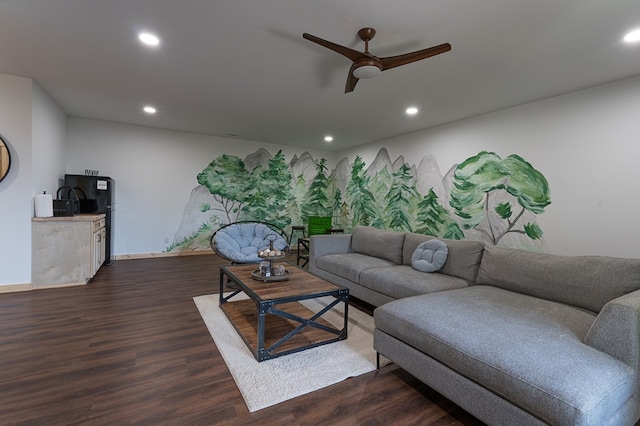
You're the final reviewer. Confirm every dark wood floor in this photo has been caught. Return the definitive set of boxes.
[0,254,484,425]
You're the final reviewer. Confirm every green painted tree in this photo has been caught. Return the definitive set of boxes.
[338,201,350,229]
[416,188,448,236]
[416,188,463,239]
[245,150,295,228]
[449,151,550,244]
[290,173,308,229]
[197,154,253,223]
[240,179,269,221]
[369,166,392,227]
[346,156,376,227]
[332,187,343,226]
[385,164,420,231]
[302,158,331,218]
[442,221,465,240]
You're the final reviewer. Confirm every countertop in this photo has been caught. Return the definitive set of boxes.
[32,213,105,222]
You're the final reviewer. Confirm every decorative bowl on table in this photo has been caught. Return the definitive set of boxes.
[252,247,290,282]
[257,248,286,260]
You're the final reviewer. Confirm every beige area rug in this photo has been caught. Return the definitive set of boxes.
[193,293,381,412]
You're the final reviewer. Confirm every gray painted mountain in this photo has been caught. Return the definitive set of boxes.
[171,185,218,248]
[332,157,351,194]
[244,147,271,171]
[290,151,317,186]
[367,147,394,177]
[416,155,447,202]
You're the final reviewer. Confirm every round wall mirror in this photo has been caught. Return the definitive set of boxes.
[0,136,11,183]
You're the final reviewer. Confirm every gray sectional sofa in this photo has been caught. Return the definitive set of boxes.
[309,225,640,426]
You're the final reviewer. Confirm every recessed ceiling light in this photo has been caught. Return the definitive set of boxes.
[406,106,419,115]
[143,106,157,114]
[623,29,640,43]
[139,32,160,46]
[324,136,334,142]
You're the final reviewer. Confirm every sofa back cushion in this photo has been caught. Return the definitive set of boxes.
[403,233,485,283]
[352,226,405,265]
[476,245,640,313]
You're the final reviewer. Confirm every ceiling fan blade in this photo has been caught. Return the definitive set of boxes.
[380,43,451,71]
[345,63,360,93]
[303,33,365,62]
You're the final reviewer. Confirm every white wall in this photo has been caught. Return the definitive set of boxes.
[66,118,335,256]
[0,75,33,285]
[3,70,638,286]
[0,76,68,287]
[338,75,640,258]
[31,83,67,198]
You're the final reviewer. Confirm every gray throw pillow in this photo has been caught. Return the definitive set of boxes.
[412,239,448,272]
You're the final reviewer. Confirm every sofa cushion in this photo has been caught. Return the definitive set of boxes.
[375,286,634,425]
[411,239,448,272]
[403,233,484,283]
[476,245,640,313]
[360,265,468,300]
[315,252,396,283]
[351,226,405,265]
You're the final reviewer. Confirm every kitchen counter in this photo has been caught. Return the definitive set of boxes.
[32,214,107,288]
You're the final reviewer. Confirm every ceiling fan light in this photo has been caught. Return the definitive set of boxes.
[139,32,160,46]
[623,29,640,43]
[353,65,381,79]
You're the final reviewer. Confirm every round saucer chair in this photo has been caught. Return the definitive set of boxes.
[210,221,290,265]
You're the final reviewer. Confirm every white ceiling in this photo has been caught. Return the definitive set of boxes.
[1,0,639,151]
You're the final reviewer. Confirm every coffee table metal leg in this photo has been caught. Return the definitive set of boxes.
[259,292,349,360]
[257,302,268,361]
[342,294,349,339]
[219,268,225,304]
[219,269,242,305]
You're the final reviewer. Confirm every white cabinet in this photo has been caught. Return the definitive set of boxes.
[91,217,106,277]
[32,214,107,288]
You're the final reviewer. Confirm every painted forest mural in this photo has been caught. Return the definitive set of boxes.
[168,147,551,252]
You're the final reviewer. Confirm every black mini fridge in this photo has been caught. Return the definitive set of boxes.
[64,174,115,265]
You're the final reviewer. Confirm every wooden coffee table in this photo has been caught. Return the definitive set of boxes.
[219,262,349,362]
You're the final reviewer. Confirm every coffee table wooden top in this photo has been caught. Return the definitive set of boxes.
[221,262,344,301]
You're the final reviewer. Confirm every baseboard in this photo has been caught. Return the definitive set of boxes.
[33,281,86,290]
[0,283,33,293]
[115,249,212,260]
[0,251,213,293]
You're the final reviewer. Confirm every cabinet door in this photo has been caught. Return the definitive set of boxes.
[92,230,101,277]
[91,223,107,278]
[99,228,106,266]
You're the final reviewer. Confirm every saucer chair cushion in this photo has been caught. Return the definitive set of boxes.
[212,222,288,263]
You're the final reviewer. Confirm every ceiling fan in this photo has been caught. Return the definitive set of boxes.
[303,28,451,93]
